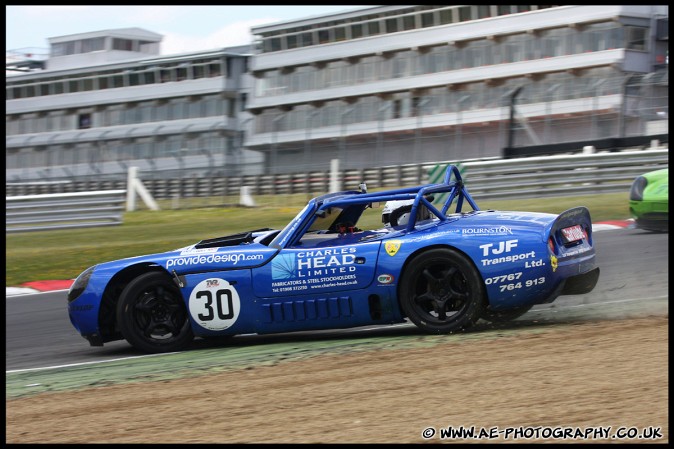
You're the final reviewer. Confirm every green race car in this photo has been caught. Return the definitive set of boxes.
[629,167,668,232]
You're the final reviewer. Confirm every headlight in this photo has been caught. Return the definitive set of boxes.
[67,266,95,303]
[629,176,648,201]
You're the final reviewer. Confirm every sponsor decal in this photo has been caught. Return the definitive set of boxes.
[462,226,513,236]
[271,247,359,291]
[179,247,218,256]
[479,239,538,267]
[481,251,536,266]
[559,208,584,219]
[479,240,519,257]
[496,276,546,293]
[484,272,522,285]
[564,246,591,257]
[272,253,296,280]
[377,274,394,284]
[166,252,263,269]
[189,278,241,331]
[524,259,546,268]
[550,255,558,272]
[385,240,402,256]
[69,304,94,312]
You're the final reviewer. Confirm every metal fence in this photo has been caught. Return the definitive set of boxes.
[6,190,126,233]
[6,68,668,183]
[6,148,667,204]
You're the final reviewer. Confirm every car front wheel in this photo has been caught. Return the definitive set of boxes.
[116,272,194,353]
[399,248,485,334]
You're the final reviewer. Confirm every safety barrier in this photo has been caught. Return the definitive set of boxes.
[5,148,668,205]
[6,190,126,233]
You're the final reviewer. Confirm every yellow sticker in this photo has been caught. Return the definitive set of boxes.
[385,240,402,256]
[550,255,558,272]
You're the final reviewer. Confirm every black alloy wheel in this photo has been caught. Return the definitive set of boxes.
[399,248,485,334]
[116,271,194,353]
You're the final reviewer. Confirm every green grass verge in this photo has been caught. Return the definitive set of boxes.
[5,191,630,286]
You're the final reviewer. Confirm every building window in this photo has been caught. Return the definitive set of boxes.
[368,20,381,36]
[439,8,454,25]
[392,99,402,119]
[477,5,491,19]
[385,18,399,33]
[458,6,472,22]
[626,26,648,51]
[64,41,77,55]
[112,38,133,51]
[301,32,314,47]
[421,12,436,28]
[498,5,512,15]
[286,34,298,49]
[78,113,92,129]
[402,15,416,31]
[51,43,66,57]
[81,37,105,53]
[334,26,346,42]
[318,29,330,44]
[351,24,363,39]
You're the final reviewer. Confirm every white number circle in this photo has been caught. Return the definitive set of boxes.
[188,278,241,331]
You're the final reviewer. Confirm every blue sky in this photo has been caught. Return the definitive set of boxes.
[6,5,376,55]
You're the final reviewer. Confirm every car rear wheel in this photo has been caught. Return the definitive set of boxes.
[399,248,485,334]
[480,304,533,323]
[116,272,194,353]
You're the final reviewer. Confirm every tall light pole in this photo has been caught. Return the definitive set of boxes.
[590,79,606,140]
[544,84,561,144]
[377,101,392,167]
[506,87,522,150]
[455,95,470,153]
[414,97,431,163]
[270,113,285,175]
[236,115,254,176]
[304,107,320,173]
[339,105,355,169]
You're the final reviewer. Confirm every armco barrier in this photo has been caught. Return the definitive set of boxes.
[4,148,668,204]
[6,190,126,233]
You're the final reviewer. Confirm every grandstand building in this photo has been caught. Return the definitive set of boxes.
[6,28,255,181]
[248,4,668,172]
[5,5,669,182]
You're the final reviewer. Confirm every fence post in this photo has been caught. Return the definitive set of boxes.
[126,166,160,212]
[330,158,341,193]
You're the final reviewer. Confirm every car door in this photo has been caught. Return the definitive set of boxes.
[252,236,382,297]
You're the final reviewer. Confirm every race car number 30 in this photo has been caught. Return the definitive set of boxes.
[189,278,241,331]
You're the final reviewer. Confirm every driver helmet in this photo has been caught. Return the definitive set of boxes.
[382,199,431,227]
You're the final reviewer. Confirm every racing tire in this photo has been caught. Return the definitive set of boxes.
[116,271,194,353]
[399,248,485,334]
[480,304,533,323]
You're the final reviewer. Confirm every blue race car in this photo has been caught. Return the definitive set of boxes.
[68,165,600,353]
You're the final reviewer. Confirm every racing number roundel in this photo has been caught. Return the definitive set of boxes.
[188,278,240,331]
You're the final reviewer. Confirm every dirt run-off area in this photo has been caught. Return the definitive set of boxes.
[5,315,668,444]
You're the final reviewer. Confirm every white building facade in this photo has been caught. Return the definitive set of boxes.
[248,5,668,173]
[5,6,669,182]
[6,28,256,182]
